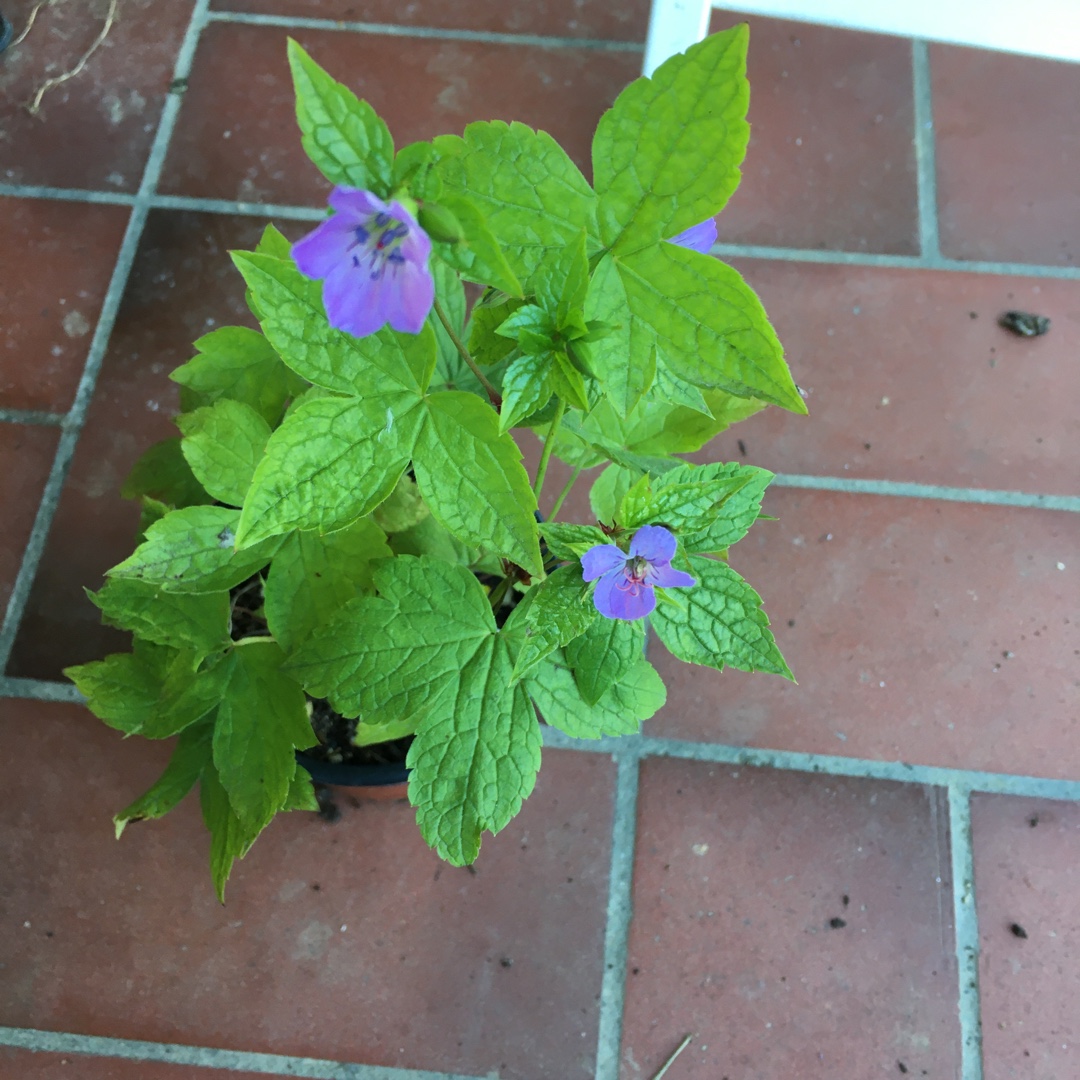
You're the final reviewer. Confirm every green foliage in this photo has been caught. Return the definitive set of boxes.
[121,438,206,508]
[564,616,645,705]
[177,399,272,508]
[538,522,608,562]
[510,565,597,680]
[431,193,522,296]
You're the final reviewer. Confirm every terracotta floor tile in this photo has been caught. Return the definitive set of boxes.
[0,699,612,1080]
[0,198,129,414]
[933,45,1080,266]
[650,489,1080,779]
[214,0,651,42]
[0,1048,267,1080]
[0,424,57,619]
[161,23,639,205]
[622,758,960,1079]
[0,0,194,192]
[710,12,918,254]
[696,260,1080,495]
[971,794,1080,1080]
[5,211,296,681]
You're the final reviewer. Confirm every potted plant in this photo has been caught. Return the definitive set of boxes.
[66,26,804,900]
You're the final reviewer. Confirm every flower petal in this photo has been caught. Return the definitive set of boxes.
[386,260,435,334]
[593,568,655,621]
[648,563,696,589]
[668,217,718,254]
[322,264,385,338]
[581,544,627,582]
[291,216,355,279]
[629,524,677,564]
[329,186,386,218]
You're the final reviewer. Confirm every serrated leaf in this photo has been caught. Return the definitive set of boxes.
[283,761,319,811]
[287,556,495,721]
[511,564,597,679]
[232,252,435,396]
[650,553,792,677]
[620,472,761,540]
[287,38,393,194]
[177,399,272,508]
[372,473,430,533]
[408,635,541,865]
[264,518,392,652]
[433,193,523,297]
[109,506,283,594]
[533,230,590,326]
[526,652,665,738]
[564,616,645,705]
[200,757,266,903]
[89,577,231,657]
[414,391,542,576]
[255,223,293,261]
[121,438,207,508]
[212,640,317,830]
[170,326,298,426]
[388,510,479,565]
[352,715,419,747]
[114,719,214,838]
[550,350,591,412]
[499,352,553,433]
[590,463,640,525]
[235,392,423,548]
[593,26,750,250]
[654,461,773,552]
[618,243,805,413]
[537,522,608,562]
[434,121,598,289]
[469,293,523,368]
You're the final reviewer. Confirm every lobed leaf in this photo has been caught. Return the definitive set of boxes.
[177,398,272,508]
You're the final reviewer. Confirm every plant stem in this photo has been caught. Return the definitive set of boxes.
[487,573,514,613]
[432,298,501,407]
[532,398,566,502]
[548,463,582,520]
[649,1035,693,1080]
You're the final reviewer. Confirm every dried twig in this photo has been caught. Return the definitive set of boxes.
[11,0,58,50]
[25,0,119,116]
[650,1034,694,1080]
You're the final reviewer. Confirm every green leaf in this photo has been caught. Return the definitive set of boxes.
[283,761,320,811]
[264,518,392,652]
[287,555,494,721]
[537,522,608,562]
[212,639,317,830]
[388,509,479,565]
[499,352,553,433]
[255,223,293,261]
[650,553,792,677]
[590,464,640,525]
[414,391,542,576]
[232,252,435,396]
[510,564,597,680]
[235,392,423,548]
[394,140,441,200]
[89,577,231,657]
[620,470,765,543]
[109,506,283,594]
[526,652,665,738]
[433,193,523,297]
[352,715,419,747]
[65,642,226,738]
[469,293,523,368]
[593,26,750,250]
[170,326,299,426]
[287,38,393,194]
[372,473,430,533]
[408,635,541,865]
[653,462,773,552]
[114,719,214,838]
[200,757,266,903]
[564,616,644,705]
[618,243,805,413]
[177,399,271,508]
[434,121,598,289]
[121,438,207,508]
[533,230,590,326]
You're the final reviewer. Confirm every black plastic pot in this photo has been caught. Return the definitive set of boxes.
[0,10,13,56]
[295,750,409,788]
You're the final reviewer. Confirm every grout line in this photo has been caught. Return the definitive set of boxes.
[0,407,66,427]
[948,785,985,1080]
[0,0,213,675]
[150,192,326,221]
[541,727,1080,801]
[207,9,646,52]
[770,473,1080,513]
[593,748,641,1080]
[911,40,941,259]
[0,182,136,206]
[0,1026,487,1080]
[0,676,84,703]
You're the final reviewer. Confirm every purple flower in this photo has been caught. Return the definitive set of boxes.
[669,217,718,254]
[581,525,696,621]
[292,187,435,338]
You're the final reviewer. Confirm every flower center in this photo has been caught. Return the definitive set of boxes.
[626,555,650,582]
[348,213,410,279]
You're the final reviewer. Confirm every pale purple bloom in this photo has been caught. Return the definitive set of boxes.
[581,525,695,621]
[292,187,434,338]
[669,217,717,254]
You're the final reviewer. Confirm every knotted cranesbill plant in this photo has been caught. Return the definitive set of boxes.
[67,28,805,899]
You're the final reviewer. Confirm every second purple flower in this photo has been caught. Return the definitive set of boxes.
[581,525,696,621]
[292,187,435,338]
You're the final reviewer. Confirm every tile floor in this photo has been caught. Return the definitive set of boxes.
[0,3,1078,1080]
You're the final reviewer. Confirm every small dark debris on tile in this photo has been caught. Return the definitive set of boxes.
[1028,813,1040,827]
[828,917,847,929]
[999,311,1050,337]
[1010,922,1028,939]
[737,439,747,457]
[969,311,978,319]
[499,956,513,968]
[842,894,850,907]
[898,1063,909,1075]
